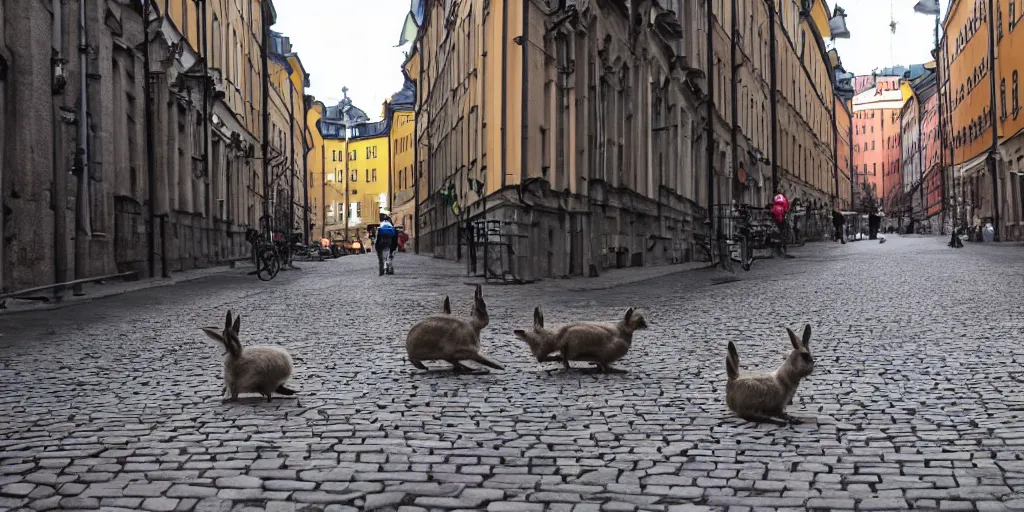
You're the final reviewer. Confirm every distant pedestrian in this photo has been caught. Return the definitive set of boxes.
[375,214,398,276]
[832,208,846,244]
[949,227,964,248]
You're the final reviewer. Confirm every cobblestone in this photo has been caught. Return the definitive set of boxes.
[1,237,1023,510]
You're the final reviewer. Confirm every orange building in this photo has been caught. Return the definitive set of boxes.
[941,0,1024,239]
[852,79,905,213]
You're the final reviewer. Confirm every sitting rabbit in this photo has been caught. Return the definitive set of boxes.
[406,285,503,372]
[535,307,647,374]
[201,310,296,402]
[725,324,814,425]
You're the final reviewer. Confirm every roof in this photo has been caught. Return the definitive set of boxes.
[910,71,938,102]
[386,77,416,111]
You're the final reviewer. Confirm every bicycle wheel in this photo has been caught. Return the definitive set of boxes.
[257,247,280,281]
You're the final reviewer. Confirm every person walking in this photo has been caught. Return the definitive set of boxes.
[832,208,846,244]
[375,214,398,276]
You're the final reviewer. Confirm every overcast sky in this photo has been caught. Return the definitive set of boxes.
[831,0,946,75]
[272,0,412,121]
[271,1,943,121]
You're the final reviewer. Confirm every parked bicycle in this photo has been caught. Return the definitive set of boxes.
[245,220,281,281]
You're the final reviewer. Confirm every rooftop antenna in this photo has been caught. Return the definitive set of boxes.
[889,0,897,68]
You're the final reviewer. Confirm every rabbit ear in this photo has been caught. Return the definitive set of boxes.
[474,284,483,301]
[513,329,528,340]
[786,327,801,351]
[224,310,233,332]
[442,296,451,314]
[624,307,635,323]
[232,313,242,335]
[801,324,811,349]
[533,307,544,329]
[201,327,224,343]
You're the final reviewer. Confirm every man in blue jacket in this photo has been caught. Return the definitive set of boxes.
[375,214,397,276]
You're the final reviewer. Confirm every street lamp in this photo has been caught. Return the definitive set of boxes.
[829,6,851,39]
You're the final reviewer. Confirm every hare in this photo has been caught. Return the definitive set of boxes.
[406,285,503,372]
[512,306,563,363]
[554,307,648,373]
[725,324,814,425]
[201,310,296,402]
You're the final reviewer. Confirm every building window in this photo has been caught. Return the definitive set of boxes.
[372,168,377,182]
[365,169,369,182]
[366,146,377,159]
[332,150,337,161]
[351,169,358,182]
[349,150,357,161]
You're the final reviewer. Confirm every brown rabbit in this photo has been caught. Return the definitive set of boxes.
[512,306,563,363]
[725,324,814,425]
[406,285,503,372]
[201,310,296,402]
[556,307,648,373]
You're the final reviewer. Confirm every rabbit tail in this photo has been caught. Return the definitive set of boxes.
[470,353,504,370]
[726,342,740,382]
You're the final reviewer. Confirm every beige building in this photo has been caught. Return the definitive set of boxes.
[407,0,848,281]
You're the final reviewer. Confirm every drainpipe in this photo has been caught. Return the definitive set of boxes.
[320,134,325,239]
[142,0,156,278]
[73,0,91,296]
[520,0,529,184]
[934,13,947,234]
[386,105,393,214]
[50,0,69,299]
[414,41,422,255]
[705,0,715,234]
[832,97,839,203]
[985,0,1001,240]
[768,0,779,195]
[260,1,271,235]
[849,105,854,210]
[501,0,508,188]
[729,0,739,203]
[201,0,210,242]
[288,75,295,265]
[302,96,311,245]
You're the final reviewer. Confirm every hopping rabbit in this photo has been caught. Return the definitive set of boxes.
[201,310,296,402]
[555,307,648,373]
[513,306,563,363]
[406,285,503,372]
[725,324,814,425]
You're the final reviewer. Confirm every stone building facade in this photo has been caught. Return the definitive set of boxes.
[0,0,310,296]
[406,0,848,282]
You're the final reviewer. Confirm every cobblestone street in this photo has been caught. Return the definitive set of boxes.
[1,236,1023,511]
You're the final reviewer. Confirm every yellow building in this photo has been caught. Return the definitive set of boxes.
[386,78,417,245]
[320,129,389,236]
[314,85,416,243]
[307,102,336,238]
